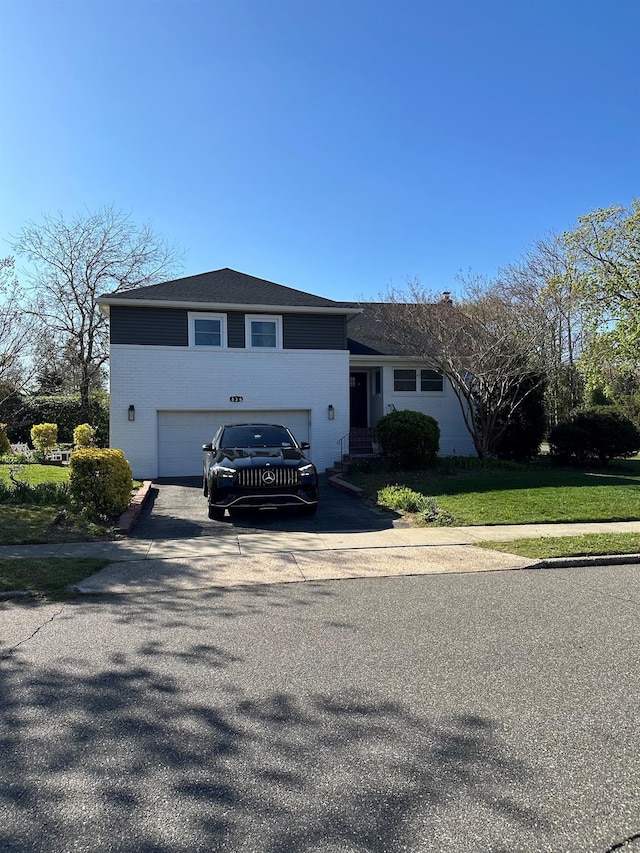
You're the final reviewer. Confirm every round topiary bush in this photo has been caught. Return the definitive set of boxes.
[375,409,440,469]
[549,407,640,466]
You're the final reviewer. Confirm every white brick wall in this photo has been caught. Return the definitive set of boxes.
[109,345,350,478]
[381,365,476,456]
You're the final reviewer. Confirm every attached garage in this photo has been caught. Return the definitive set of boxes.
[157,410,312,477]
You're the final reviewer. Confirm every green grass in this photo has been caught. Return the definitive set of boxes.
[346,459,640,526]
[0,464,141,488]
[0,558,110,592]
[0,464,69,486]
[0,506,107,545]
[476,532,640,559]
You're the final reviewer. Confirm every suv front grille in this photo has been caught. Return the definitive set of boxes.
[237,468,300,488]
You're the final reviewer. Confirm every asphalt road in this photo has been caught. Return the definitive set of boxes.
[1,563,639,852]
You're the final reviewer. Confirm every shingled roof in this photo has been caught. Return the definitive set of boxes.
[346,304,414,356]
[99,268,360,313]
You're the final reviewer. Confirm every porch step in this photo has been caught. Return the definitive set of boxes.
[347,428,375,455]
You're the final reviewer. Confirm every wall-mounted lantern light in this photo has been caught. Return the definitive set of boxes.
[328,404,335,420]
[128,405,135,422]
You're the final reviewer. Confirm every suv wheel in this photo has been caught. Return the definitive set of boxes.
[208,501,225,521]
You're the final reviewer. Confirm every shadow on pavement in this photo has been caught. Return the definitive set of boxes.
[0,632,546,852]
[131,475,398,540]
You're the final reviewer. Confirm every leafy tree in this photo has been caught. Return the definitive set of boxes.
[13,206,182,422]
[563,200,640,393]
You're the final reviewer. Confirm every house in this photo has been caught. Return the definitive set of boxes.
[98,269,475,479]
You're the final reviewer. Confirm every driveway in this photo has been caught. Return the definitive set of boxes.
[130,474,396,540]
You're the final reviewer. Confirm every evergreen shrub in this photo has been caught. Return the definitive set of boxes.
[375,410,440,469]
[69,448,133,519]
[549,407,640,466]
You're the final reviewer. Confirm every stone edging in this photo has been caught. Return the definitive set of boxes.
[115,480,153,534]
[327,473,364,498]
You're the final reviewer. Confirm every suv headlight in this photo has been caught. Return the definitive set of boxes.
[298,463,315,476]
[216,466,236,479]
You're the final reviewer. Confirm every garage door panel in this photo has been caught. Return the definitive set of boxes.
[158,410,310,477]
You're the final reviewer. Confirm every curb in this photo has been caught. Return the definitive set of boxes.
[115,480,153,535]
[529,553,640,570]
[3,550,640,602]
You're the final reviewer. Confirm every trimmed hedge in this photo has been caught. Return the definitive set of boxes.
[5,393,109,446]
[375,410,440,469]
[69,448,133,520]
[549,407,640,466]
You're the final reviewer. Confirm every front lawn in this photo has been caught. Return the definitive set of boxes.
[0,557,110,593]
[0,506,107,545]
[0,464,69,486]
[476,532,640,560]
[346,459,640,526]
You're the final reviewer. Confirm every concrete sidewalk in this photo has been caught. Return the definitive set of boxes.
[2,520,640,595]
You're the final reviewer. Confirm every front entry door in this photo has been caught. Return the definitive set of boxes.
[349,372,368,428]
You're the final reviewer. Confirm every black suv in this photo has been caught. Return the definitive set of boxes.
[202,423,319,520]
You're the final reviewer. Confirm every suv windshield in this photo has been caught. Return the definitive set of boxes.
[220,425,295,448]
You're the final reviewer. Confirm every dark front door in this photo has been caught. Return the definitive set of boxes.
[350,372,368,428]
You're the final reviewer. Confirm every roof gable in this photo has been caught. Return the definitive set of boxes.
[99,268,358,312]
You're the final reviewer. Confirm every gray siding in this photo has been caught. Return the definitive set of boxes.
[227,312,245,348]
[283,314,347,349]
[110,306,188,346]
[110,306,348,350]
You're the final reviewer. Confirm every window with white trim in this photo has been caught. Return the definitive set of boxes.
[394,368,443,393]
[420,369,444,392]
[393,369,416,392]
[188,312,227,347]
[245,314,282,349]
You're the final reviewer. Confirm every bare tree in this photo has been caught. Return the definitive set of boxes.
[497,234,588,424]
[13,206,182,421]
[0,256,33,395]
[369,277,547,458]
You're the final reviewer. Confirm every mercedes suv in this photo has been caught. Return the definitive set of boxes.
[202,423,319,520]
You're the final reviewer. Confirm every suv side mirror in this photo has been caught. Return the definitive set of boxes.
[202,443,213,451]
[300,442,310,450]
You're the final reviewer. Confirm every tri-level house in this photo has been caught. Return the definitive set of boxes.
[98,268,474,478]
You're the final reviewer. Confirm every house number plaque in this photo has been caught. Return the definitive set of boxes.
[229,396,243,402]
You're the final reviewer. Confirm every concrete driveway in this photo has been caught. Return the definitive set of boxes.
[130,474,396,540]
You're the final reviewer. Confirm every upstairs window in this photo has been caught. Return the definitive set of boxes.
[189,313,226,347]
[246,315,282,349]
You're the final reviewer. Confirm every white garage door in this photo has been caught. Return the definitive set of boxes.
[157,410,311,477]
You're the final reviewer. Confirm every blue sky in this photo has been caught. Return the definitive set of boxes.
[1,0,638,301]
